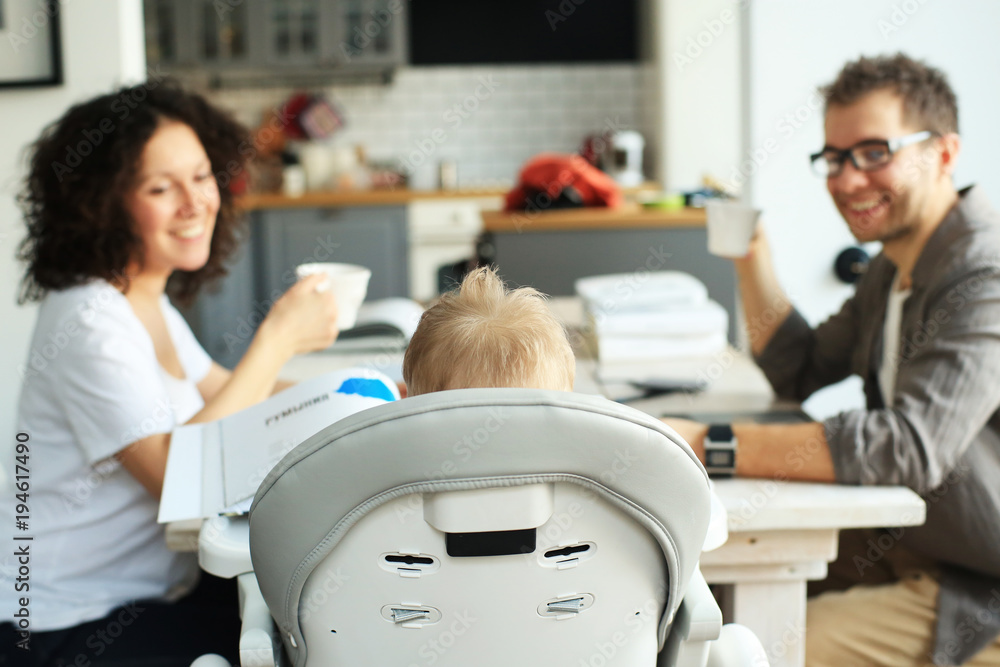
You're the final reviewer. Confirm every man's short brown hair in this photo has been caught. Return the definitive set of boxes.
[821,53,958,135]
[403,267,575,396]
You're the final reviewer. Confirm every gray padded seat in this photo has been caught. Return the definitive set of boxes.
[248,388,724,666]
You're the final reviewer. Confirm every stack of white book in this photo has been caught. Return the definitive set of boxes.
[575,271,729,378]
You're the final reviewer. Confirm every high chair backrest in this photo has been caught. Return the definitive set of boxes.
[249,388,711,667]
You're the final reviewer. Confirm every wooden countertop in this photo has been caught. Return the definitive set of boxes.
[236,184,662,211]
[481,204,706,232]
[238,188,507,210]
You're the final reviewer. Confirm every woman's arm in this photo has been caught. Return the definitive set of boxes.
[187,273,337,424]
[118,275,337,498]
[197,364,294,404]
[115,432,171,499]
[117,344,301,499]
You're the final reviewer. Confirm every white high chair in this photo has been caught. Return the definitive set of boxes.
[208,388,767,666]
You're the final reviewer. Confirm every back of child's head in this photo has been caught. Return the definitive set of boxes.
[402,266,575,396]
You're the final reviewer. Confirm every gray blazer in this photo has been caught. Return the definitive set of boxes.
[756,186,1000,665]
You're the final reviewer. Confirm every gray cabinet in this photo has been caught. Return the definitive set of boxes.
[178,233,259,369]
[483,227,739,344]
[144,0,255,69]
[182,205,408,368]
[336,0,408,68]
[255,206,408,304]
[143,0,407,77]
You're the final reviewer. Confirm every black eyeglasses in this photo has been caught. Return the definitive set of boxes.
[810,131,936,178]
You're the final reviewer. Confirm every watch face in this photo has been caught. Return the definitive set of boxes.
[707,424,735,442]
[706,449,736,468]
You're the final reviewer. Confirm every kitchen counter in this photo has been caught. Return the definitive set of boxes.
[237,183,662,212]
[479,204,730,335]
[238,188,508,210]
[481,204,706,232]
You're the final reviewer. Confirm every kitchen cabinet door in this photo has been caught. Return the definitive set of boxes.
[261,0,338,67]
[179,206,407,368]
[332,0,408,68]
[193,0,261,69]
[143,0,406,78]
[177,232,259,369]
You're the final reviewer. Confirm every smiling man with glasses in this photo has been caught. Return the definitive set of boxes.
[665,54,1000,666]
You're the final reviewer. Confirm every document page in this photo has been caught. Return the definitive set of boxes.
[220,367,399,507]
[159,367,398,522]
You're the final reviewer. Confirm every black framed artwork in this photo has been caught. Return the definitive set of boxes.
[0,0,63,88]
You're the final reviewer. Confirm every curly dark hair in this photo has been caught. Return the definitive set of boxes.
[821,52,959,136]
[17,79,252,305]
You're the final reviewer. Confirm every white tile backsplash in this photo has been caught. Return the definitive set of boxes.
[206,63,653,190]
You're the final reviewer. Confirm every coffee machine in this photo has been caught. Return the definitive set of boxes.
[601,130,645,187]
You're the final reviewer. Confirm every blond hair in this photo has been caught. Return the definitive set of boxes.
[403,267,575,396]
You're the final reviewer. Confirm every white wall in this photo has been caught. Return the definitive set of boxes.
[649,0,743,190]
[0,2,146,471]
[745,0,1000,417]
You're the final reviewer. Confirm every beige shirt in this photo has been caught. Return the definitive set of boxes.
[878,274,911,406]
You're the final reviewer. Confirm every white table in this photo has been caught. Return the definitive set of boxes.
[279,347,927,667]
[543,296,926,667]
[181,298,927,667]
[702,479,924,667]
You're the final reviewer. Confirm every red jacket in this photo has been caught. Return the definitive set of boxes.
[505,153,623,211]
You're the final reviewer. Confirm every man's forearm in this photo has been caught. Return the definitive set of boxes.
[734,422,836,481]
[734,254,793,356]
[681,421,836,482]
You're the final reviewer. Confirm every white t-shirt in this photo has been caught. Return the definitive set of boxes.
[1,280,209,631]
[878,274,912,406]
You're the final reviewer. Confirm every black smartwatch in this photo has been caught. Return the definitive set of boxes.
[704,424,737,479]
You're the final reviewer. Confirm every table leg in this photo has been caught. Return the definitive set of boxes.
[727,580,807,667]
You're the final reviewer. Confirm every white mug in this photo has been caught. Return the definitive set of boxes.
[295,262,372,330]
[705,201,761,258]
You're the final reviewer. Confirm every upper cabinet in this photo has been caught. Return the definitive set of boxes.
[262,0,326,67]
[336,0,407,68]
[143,0,407,83]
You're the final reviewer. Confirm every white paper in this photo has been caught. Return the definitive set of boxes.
[336,298,425,340]
[158,424,206,524]
[159,367,399,522]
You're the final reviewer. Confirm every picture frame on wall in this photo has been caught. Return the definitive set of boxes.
[0,0,63,89]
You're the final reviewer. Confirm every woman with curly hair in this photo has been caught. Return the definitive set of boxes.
[2,81,341,664]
